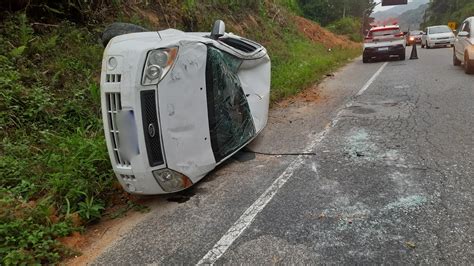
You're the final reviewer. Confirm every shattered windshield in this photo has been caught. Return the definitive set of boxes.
[205,46,256,162]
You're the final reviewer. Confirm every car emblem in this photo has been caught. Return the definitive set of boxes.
[148,123,156,138]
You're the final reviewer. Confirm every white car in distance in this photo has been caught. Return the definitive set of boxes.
[421,25,455,48]
[453,16,474,74]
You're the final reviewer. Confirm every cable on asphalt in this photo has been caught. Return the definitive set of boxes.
[243,149,316,156]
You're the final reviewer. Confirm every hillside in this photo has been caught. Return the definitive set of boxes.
[423,0,474,27]
[397,3,429,31]
[373,0,429,21]
[0,1,360,264]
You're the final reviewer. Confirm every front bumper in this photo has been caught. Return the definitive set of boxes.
[101,38,219,195]
[364,45,405,59]
[407,38,421,45]
[428,38,454,47]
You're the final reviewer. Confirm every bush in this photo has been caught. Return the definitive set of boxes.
[327,17,363,42]
[0,14,116,264]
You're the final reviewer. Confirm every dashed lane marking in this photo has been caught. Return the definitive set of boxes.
[356,62,388,96]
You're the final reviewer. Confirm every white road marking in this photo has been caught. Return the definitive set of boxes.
[197,61,388,265]
[356,62,388,96]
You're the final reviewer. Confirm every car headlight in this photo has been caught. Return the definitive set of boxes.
[153,169,193,193]
[142,47,178,86]
[409,37,415,41]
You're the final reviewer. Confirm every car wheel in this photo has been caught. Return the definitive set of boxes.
[101,22,148,47]
[399,52,406,61]
[465,53,474,74]
[453,49,462,66]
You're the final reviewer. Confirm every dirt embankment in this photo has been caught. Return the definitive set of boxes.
[293,16,361,49]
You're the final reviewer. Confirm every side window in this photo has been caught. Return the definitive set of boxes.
[461,22,469,33]
[205,47,256,162]
[219,37,260,53]
[458,23,465,33]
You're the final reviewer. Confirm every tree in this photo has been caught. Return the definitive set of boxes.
[297,0,377,26]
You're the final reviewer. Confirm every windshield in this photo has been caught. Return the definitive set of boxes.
[428,26,451,34]
[370,29,400,37]
[410,31,423,35]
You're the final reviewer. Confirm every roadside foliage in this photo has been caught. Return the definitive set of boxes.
[423,0,474,27]
[0,0,360,264]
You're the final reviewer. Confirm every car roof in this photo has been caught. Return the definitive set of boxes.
[427,25,450,28]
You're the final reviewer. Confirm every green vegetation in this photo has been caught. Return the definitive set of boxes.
[0,14,112,264]
[1,0,360,264]
[424,0,474,27]
[327,17,364,42]
[296,0,376,41]
[271,38,359,100]
[298,0,376,26]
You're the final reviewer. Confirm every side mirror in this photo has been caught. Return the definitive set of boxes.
[210,20,225,40]
[458,31,470,37]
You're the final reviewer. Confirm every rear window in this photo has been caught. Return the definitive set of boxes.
[369,29,400,37]
[428,26,451,34]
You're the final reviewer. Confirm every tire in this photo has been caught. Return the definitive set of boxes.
[363,56,369,63]
[453,49,461,66]
[465,53,474,74]
[399,52,406,61]
[101,22,149,47]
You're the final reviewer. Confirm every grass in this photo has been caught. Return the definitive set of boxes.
[271,37,359,101]
[0,15,116,264]
[0,3,360,264]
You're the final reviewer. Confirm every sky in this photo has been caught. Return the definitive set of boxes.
[373,0,414,12]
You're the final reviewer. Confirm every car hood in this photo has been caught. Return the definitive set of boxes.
[429,32,454,38]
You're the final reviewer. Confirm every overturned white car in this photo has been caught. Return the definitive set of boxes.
[100,21,271,195]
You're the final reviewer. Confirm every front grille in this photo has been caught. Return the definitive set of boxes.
[140,90,164,167]
[120,174,136,182]
[105,93,131,167]
[106,74,122,83]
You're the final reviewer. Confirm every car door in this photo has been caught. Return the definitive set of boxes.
[422,28,428,44]
[455,22,466,57]
[457,20,470,60]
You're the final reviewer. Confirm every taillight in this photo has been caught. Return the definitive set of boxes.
[364,37,373,43]
[395,33,404,38]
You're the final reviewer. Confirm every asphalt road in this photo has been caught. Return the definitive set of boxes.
[94,46,474,264]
